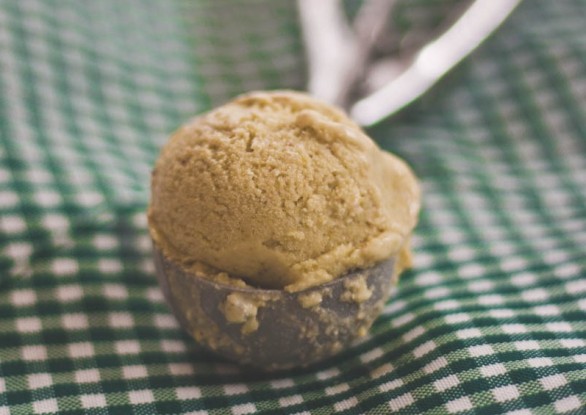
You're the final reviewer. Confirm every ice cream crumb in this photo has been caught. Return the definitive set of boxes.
[298,291,323,308]
[221,293,263,334]
[341,276,373,303]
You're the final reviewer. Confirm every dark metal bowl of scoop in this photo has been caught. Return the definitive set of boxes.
[152,242,398,370]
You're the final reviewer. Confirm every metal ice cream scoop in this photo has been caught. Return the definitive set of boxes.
[152,242,398,370]
[298,0,522,126]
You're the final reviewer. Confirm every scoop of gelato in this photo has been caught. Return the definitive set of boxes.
[148,91,420,291]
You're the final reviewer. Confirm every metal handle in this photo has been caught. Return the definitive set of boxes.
[350,0,523,126]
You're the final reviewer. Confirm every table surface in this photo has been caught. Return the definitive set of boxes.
[0,1,585,414]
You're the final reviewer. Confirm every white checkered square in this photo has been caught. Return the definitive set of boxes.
[413,341,436,358]
[122,365,148,380]
[279,395,303,407]
[62,313,88,330]
[507,409,533,415]
[115,340,141,355]
[522,288,549,302]
[334,397,358,412]
[546,322,573,332]
[223,384,248,395]
[560,339,586,348]
[0,215,26,233]
[479,294,504,305]
[34,190,61,207]
[554,396,581,413]
[554,263,581,279]
[16,317,42,333]
[11,289,36,306]
[168,363,195,376]
[492,385,520,403]
[392,313,415,327]
[146,287,164,303]
[435,300,460,310]
[317,368,339,380]
[423,357,448,374]
[403,326,425,343]
[388,393,414,411]
[425,286,450,299]
[490,309,515,318]
[515,341,540,351]
[21,345,47,361]
[446,397,473,413]
[68,342,94,358]
[81,394,107,409]
[325,383,349,395]
[93,234,118,250]
[28,373,52,389]
[103,284,128,299]
[370,363,393,379]
[161,340,186,353]
[434,374,460,392]
[51,258,78,275]
[511,273,536,287]
[469,280,494,292]
[176,387,201,400]
[75,369,100,384]
[109,312,134,328]
[128,390,155,405]
[98,259,123,273]
[0,191,19,208]
[458,263,485,279]
[469,344,495,357]
[503,324,528,334]
[232,403,256,415]
[565,280,586,295]
[480,363,506,377]
[457,328,482,339]
[528,357,554,367]
[360,347,384,362]
[416,271,442,286]
[154,314,179,329]
[540,374,567,391]
[56,285,83,302]
[33,398,58,414]
[445,313,471,324]
[270,379,294,389]
[379,379,403,392]
[534,305,561,316]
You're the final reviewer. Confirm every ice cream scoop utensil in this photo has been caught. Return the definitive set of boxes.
[298,0,523,126]
[153,244,397,370]
[148,91,420,369]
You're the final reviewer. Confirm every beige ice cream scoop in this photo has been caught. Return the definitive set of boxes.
[148,91,420,369]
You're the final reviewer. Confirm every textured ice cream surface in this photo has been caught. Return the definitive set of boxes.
[148,90,420,291]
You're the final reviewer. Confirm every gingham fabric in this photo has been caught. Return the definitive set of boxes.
[1,0,585,414]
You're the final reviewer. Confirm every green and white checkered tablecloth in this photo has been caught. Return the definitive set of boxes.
[1,0,585,414]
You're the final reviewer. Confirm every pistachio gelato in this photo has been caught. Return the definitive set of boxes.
[148,90,420,292]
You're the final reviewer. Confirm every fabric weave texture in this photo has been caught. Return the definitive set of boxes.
[0,0,585,414]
